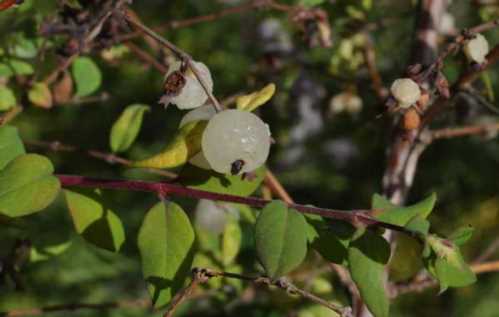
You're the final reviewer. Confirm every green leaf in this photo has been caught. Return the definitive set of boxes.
[0,125,25,169]
[348,231,390,317]
[389,234,423,282]
[138,201,195,308]
[110,104,150,153]
[30,240,72,262]
[28,82,52,108]
[221,216,242,267]
[306,215,353,265]
[405,215,430,236]
[0,85,16,111]
[425,235,476,291]
[375,193,436,226]
[180,165,266,197]
[64,189,125,252]
[255,200,308,278]
[449,226,474,246]
[0,59,34,77]
[72,57,102,97]
[0,154,60,217]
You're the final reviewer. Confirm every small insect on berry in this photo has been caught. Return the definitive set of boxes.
[230,159,245,175]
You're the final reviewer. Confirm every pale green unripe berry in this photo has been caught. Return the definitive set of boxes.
[180,104,217,128]
[180,104,217,169]
[390,78,421,108]
[202,109,271,174]
[463,33,489,64]
[165,60,213,110]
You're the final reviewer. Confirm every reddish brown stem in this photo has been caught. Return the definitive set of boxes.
[56,174,413,234]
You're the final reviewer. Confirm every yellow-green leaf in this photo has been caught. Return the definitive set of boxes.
[0,125,25,170]
[0,154,60,217]
[138,201,195,308]
[72,57,102,97]
[28,82,53,108]
[236,83,276,112]
[0,86,16,111]
[132,121,207,169]
[64,189,125,252]
[110,104,150,153]
[221,216,242,267]
[255,201,308,278]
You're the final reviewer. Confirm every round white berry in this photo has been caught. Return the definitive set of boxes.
[463,33,489,64]
[390,78,421,108]
[202,109,271,174]
[165,60,213,110]
[329,92,363,114]
[195,199,227,234]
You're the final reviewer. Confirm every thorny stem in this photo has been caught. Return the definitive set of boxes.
[56,174,416,235]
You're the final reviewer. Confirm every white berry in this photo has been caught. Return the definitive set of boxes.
[463,33,489,64]
[202,109,271,174]
[390,78,421,108]
[164,60,213,110]
[329,92,363,114]
[195,199,227,234]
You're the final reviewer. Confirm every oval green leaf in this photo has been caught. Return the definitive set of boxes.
[72,57,102,97]
[348,231,390,317]
[138,201,195,308]
[0,85,16,111]
[0,154,60,217]
[0,125,25,169]
[110,104,150,153]
[64,188,125,252]
[255,200,308,278]
[28,82,53,108]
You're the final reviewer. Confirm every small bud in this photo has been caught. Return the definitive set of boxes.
[53,71,73,104]
[417,90,431,109]
[463,33,489,64]
[403,108,420,130]
[390,78,421,108]
[436,72,450,99]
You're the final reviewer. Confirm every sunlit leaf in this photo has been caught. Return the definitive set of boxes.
[64,189,125,252]
[72,56,102,97]
[0,85,16,111]
[110,104,150,153]
[0,125,25,169]
[28,82,52,108]
[236,83,276,112]
[138,201,195,308]
[255,200,308,278]
[348,231,390,317]
[0,154,60,217]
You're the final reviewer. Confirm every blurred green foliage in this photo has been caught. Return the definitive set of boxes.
[1,0,499,316]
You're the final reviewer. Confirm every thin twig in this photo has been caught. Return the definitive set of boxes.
[26,140,177,179]
[264,170,294,204]
[393,259,499,297]
[431,122,499,140]
[163,269,209,317]
[197,268,352,317]
[124,42,168,73]
[474,236,499,263]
